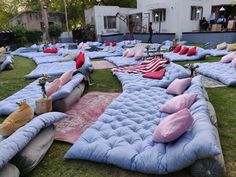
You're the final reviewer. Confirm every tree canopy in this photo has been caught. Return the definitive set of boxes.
[0,0,136,30]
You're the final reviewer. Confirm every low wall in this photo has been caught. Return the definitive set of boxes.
[182,31,236,44]
[101,33,176,43]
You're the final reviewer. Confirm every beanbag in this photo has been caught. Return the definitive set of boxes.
[76,52,85,69]
[227,43,236,52]
[179,47,189,55]
[187,47,197,56]
[216,42,227,50]
[160,93,197,114]
[173,45,182,53]
[43,48,58,53]
[153,108,193,143]
[220,52,236,63]
[0,100,34,137]
[166,78,192,95]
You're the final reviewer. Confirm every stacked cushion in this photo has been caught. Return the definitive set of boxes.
[231,58,236,68]
[216,42,227,50]
[134,49,144,60]
[227,43,236,52]
[179,47,189,55]
[76,52,85,69]
[43,48,58,53]
[59,70,73,86]
[46,79,61,97]
[187,47,197,56]
[220,52,236,63]
[173,45,182,53]
[166,78,192,95]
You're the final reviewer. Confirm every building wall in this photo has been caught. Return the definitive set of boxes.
[9,12,65,31]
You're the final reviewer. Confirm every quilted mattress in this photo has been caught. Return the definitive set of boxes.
[25,61,76,79]
[204,49,229,57]
[104,56,143,67]
[114,63,190,90]
[0,73,84,116]
[85,51,122,59]
[16,52,54,59]
[65,76,221,174]
[196,62,236,86]
[163,47,208,61]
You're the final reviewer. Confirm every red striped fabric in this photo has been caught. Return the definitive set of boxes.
[112,57,170,74]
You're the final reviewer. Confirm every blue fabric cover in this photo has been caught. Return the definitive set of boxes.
[114,63,190,90]
[11,48,34,55]
[204,49,229,57]
[85,47,124,59]
[0,73,84,116]
[25,61,76,79]
[104,56,143,67]
[0,112,66,169]
[65,76,220,174]
[0,55,12,71]
[16,52,54,59]
[163,47,208,61]
[196,62,236,86]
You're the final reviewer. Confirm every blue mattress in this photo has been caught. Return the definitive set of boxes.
[196,62,236,86]
[16,52,54,59]
[163,47,208,61]
[104,56,143,67]
[25,61,76,79]
[0,73,84,116]
[204,49,229,57]
[32,55,62,65]
[114,63,190,90]
[0,112,66,169]
[65,76,220,174]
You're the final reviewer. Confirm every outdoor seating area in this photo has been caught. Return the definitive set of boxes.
[0,0,236,177]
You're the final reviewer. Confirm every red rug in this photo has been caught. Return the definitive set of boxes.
[54,92,120,144]
[91,60,116,69]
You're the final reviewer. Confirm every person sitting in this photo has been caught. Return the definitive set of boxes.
[200,17,209,31]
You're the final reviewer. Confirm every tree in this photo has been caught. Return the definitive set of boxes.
[48,25,63,43]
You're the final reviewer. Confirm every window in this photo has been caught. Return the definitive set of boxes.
[153,9,166,22]
[191,6,203,20]
[104,16,116,29]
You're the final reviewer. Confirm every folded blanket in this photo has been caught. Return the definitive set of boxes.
[112,57,169,74]
[143,68,166,79]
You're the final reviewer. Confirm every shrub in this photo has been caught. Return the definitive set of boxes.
[48,25,62,42]
[8,23,27,45]
[25,30,43,44]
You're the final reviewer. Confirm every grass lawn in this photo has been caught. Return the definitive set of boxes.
[0,56,235,177]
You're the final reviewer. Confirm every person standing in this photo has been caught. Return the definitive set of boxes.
[147,22,153,43]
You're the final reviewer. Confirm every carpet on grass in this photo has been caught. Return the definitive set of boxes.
[91,60,116,69]
[201,75,227,88]
[54,92,120,144]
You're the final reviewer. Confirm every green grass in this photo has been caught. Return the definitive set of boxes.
[0,56,235,177]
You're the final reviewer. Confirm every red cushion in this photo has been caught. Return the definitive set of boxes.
[179,47,189,55]
[105,41,110,46]
[112,42,117,46]
[173,45,182,53]
[43,48,58,53]
[76,52,85,69]
[187,47,197,56]
[143,69,166,79]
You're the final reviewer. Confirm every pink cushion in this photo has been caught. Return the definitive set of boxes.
[160,93,197,114]
[126,48,135,57]
[220,52,236,63]
[46,79,61,97]
[166,78,192,95]
[59,70,73,86]
[153,108,193,143]
[143,69,166,79]
[123,49,129,57]
[231,57,236,68]
[134,49,144,60]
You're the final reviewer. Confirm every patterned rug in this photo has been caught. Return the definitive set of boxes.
[54,92,120,144]
[91,60,116,69]
[201,75,227,88]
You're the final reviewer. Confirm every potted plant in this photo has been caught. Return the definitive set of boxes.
[184,64,199,77]
[35,74,52,115]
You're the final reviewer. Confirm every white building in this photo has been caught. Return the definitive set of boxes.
[85,0,236,39]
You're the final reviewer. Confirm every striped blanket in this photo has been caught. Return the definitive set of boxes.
[112,57,170,74]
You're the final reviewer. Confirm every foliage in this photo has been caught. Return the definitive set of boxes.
[48,25,63,40]
[8,23,27,45]
[25,29,43,43]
